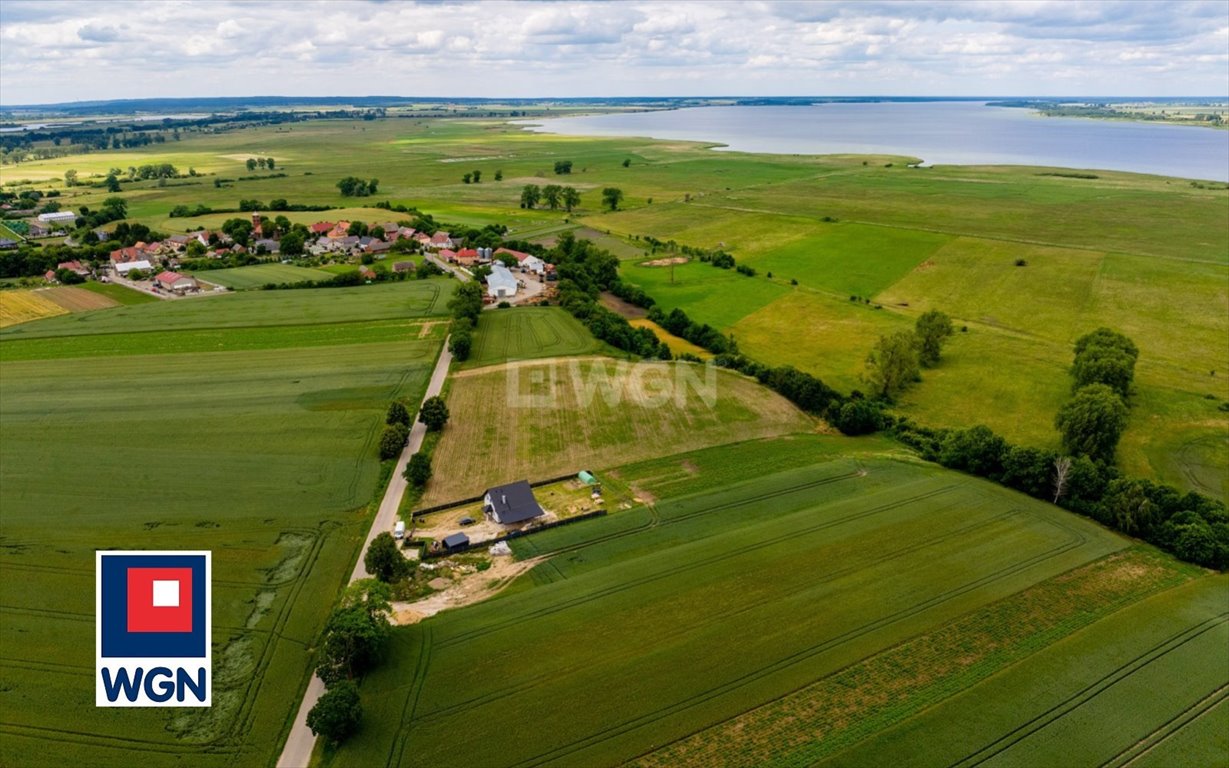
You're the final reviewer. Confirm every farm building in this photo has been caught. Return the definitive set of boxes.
[483,481,545,525]
[37,211,77,224]
[154,271,199,293]
[114,259,153,275]
[522,255,548,275]
[485,263,519,299]
[442,532,470,550]
[393,261,416,273]
[0,239,16,250]
[253,238,280,254]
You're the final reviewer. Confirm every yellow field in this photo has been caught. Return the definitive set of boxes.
[41,286,120,313]
[0,290,70,328]
[630,318,713,359]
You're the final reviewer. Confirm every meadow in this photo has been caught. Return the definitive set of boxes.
[0,288,448,768]
[419,358,814,505]
[463,306,610,368]
[323,449,1216,768]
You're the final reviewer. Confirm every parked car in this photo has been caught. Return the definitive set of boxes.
[459,517,476,526]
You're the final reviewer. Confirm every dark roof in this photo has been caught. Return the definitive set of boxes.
[484,480,544,524]
[442,532,469,549]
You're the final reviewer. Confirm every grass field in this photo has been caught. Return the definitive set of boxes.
[78,280,160,305]
[0,290,448,768]
[322,449,1217,768]
[0,289,69,327]
[464,306,610,368]
[419,358,815,505]
[629,318,712,358]
[192,263,335,289]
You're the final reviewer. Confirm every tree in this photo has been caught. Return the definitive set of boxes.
[315,580,392,684]
[266,157,275,170]
[1074,328,1139,362]
[378,424,409,460]
[364,532,411,583]
[105,174,121,193]
[246,158,257,171]
[448,282,484,324]
[520,184,541,209]
[63,169,78,187]
[404,452,432,489]
[462,173,472,184]
[915,309,953,367]
[418,396,449,431]
[386,401,410,427]
[562,187,581,212]
[863,331,920,400]
[306,679,362,745]
[494,169,503,181]
[347,221,368,237]
[280,231,305,257]
[448,327,472,361]
[472,169,482,183]
[622,158,631,167]
[542,184,563,210]
[601,187,624,211]
[831,398,884,435]
[1053,456,1073,503]
[1055,383,1129,463]
[1071,344,1135,398]
[55,267,85,285]
[553,160,573,174]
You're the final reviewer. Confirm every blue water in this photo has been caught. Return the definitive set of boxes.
[523,102,1229,182]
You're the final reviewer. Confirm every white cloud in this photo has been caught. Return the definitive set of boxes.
[0,1,1225,103]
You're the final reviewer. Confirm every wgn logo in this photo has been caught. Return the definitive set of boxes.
[96,551,211,707]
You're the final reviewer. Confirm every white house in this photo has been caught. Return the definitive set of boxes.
[37,211,77,224]
[485,263,519,299]
[114,259,153,275]
[522,255,547,275]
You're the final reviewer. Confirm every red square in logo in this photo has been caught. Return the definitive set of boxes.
[127,567,193,633]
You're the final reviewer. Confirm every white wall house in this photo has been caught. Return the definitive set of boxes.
[486,263,519,299]
[522,255,546,275]
[114,260,153,275]
[37,211,77,224]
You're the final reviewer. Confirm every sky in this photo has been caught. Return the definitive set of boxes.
[0,1,1226,105]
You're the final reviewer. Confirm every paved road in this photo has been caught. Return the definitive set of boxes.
[276,338,453,768]
[425,252,471,282]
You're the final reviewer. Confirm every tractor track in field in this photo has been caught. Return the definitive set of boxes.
[949,612,1229,768]
[434,468,873,648]
[1104,683,1229,768]
[385,626,434,768]
[506,508,1091,768]
[410,501,1028,727]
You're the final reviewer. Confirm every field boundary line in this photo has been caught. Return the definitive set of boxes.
[1106,684,1229,768]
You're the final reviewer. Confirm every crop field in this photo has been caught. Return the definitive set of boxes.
[40,285,121,312]
[192,263,335,289]
[0,288,69,327]
[78,280,160,305]
[0,291,448,767]
[629,318,712,358]
[419,358,814,505]
[464,307,609,368]
[323,454,1218,768]
[0,278,453,339]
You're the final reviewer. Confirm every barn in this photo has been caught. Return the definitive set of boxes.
[485,263,519,299]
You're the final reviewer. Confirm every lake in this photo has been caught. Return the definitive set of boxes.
[522,101,1229,182]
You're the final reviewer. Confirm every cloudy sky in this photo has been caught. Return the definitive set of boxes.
[1,1,1226,105]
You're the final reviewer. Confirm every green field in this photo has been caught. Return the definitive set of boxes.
[0,278,453,339]
[464,306,610,367]
[0,290,448,768]
[324,445,1218,768]
[78,280,160,305]
[193,263,335,289]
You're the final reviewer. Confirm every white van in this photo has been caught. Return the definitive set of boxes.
[394,520,406,540]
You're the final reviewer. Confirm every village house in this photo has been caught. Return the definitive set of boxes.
[393,260,416,274]
[0,238,18,250]
[309,221,335,237]
[494,247,531,264]
[327,221,352,239]
[27,222,51,238]
[253,238,280,254]
[365,239,392,256]
[44,270,57,282]
[521,254,548,275]
[454,248,480,265]
[482,481,545,525]
[153,271,199,294]
[57,260,90,277]
[438,248,457,263]
[428,231,454,250]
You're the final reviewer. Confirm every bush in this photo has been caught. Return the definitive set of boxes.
[832,398,884,435]
[386,401,410,427]
[404,452,432,488]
